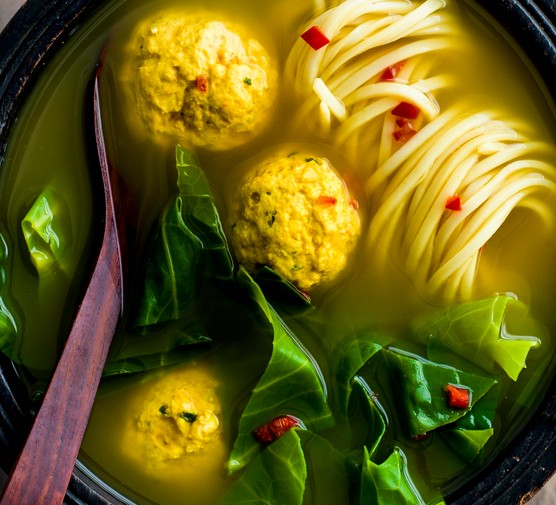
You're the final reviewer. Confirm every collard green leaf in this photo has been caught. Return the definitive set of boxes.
[227,268,333,474]
[351,376,387,457]
[382,348,497,437]
[0,233,20,360]
[438,387,499,462]
[21,187,72,274]
[129,146,234,332]
[220,429,306,505]
[129,195,203,330]
[360,446,426,505]
[334,334,383,415]
[494,337,539,382]
[448,386,498,432]
[175,145,233,280]
[253,266,314,315]
[103,318,211,376]
[412,295,541,380]
[440,428,494,463]
[298,430,358,505]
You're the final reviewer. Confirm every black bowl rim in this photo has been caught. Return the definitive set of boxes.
[0,1,555,504]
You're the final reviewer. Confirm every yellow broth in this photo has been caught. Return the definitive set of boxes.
[0,0,555,504]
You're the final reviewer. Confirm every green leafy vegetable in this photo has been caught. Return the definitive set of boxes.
[383,347,497,437]
[175,145,233,280]
[227,268,333,474]
[298,430,358,505]
[179,411,197,423]
[332,333,388,457]
[220,429,306,505]
[360,446,426,505]
[334,333,383,415]
[21,187,72,274]
[412,295,541,380]
[351,376,387,457]
[129,146,233,331]
[438,387,499,462]
[103,318,211,377]
[253,266,314,315]
[0,233,20,360]
[129,195,203,331]
[441,428,494,463]
[221,429,357,505]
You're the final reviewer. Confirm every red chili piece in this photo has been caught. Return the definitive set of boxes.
[253,415,301,444]
[253,423,274,444]
[411,433,429,442]
[300,26,330,50]
[445,195,462,211]
[298,290,311,303]
[444,384,471,409]
[392,118,417,144]
[317,195,337,205]
[195,75,208,93]
[381,60,407,81]
[391,101,421,120]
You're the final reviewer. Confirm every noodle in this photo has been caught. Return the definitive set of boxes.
[286,0,451,139]
[368,109,556,301]
[287,0,556,303]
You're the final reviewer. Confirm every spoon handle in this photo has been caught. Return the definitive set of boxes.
[0,75,123,504]
[0,239,121,504]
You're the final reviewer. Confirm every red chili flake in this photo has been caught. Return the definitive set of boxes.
[349,198,359,210]
[298,289,311,303]
[392,120,417,144]
[195,74,208,93]
[411,433,429,441]
[391,101,421,120]
[253,423,274,444]
[300,26,330,50]
[253,415,302,444]
[444,384,471,409]
[317,195,337,205]
[381,60,407,81]
[445,195,462,211]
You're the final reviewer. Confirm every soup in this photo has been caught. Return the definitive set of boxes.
[0,0,555,504]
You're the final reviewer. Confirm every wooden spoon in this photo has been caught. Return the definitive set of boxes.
[0,66,124,504]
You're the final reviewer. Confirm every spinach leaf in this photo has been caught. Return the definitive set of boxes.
[382,347,497,438]
[129,195,203,331]
[175,145,233,280]
[227,268,333,474]
[411,295,541,380]
[0,233,20,360]
[359,446,427,505]
[220,429,306,505]
[21,187,72,274]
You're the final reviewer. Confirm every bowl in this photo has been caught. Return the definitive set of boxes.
[1,0,555,504]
